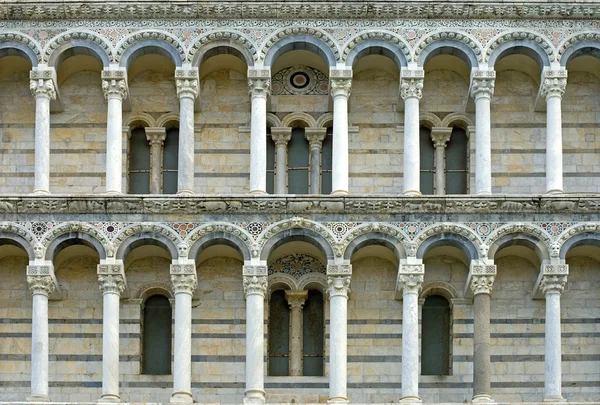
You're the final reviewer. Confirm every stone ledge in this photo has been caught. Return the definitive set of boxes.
[1,403,600,405]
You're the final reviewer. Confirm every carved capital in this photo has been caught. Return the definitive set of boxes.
[271,128,292,147]
[397,274,423,295]
[175,68,200,99]
[248,70,271,99]
[430,127,452,148]
[470,275,495,295]
[470,70,496,100]
[27,275,55,296]
[285,290,308,310]
[145,127,167,146]
[101,69,128,100]
[400,69,424,100]
[330,78,352,99]
[327,275,351,298]
[540,275,567,295]
[305,128,327,150]
[541,70,567,100]
[243,275,268,297]
[30,77,56,100]
[98,274,126,295]
[171,274,197,294]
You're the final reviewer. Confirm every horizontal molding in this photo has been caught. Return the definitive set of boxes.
[0,318,139,324]
[194,149,250,154]
[0,172,104,178]
[194,172,248,178]
[454,318,600,325]
[455,332,600,339]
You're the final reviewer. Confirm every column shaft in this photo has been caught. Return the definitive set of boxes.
[248,73,270,194]
[327,275,351,403]
[101,291,121,401]
[475,96,492,194]
[309,146,321,194]
[33,94,52,194]
[286,290,307,376]
[275,142,287,193]
[434,145,445,195]
[403,97,420,195]
[243,272,267,404]
[178,95,195,194]
[106,96,124,194]
[401,290,420,400]
[473,292,492,401]
[331,94,349,195]
[146,128,167,195]
[546,96,563,193]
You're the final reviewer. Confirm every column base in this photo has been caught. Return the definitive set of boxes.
[545,189,564,195]
[170,390,193,403]
[32,189,50,195]
[403,190,422,196]
[176,189,194,196]
[105,190,122,196]
[98,393,121,403]
[26,394,51,402]
[475,191,492,196]
[249,189,268,195]
[327,396,349,403]
[330,189,349,196]
[544,395,567,402]
[399,395,422,403]
[243,388,266,404]
[472,394,494,403]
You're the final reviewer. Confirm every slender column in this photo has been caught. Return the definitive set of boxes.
[540,274,568,402]
[470,274,495,403]
[285,290,308,376]
[169,263,197,403]
[248,69,271,194]
[97,262,126,403]
[30,68,57,195]
[271,128,292,194]
[430,128,452,195]
[400,69,424,195]
[146,127,167,194]
[397,262,424,403]
[243,265,268,404]
[175,68,199,195]
[470,69,495,195]
[541,70,568,194]
[305,128,327,194]
[26,265,56,402]
[102,69,128,194]
[330,69,352,195]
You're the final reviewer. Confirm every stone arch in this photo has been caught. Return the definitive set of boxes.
[486,31,554,68]
[41,222,111,261]
[556,224,600,259]
[414,224,482,262]
[0,32,41,66]
[186,223,253,262]
[0,223,36,260]
[420,281,458,302]
[558,32,600,67]
[261,28,339,67]
[258,218,339,261]
[441,112,474,130]
[420,112,443,129]
[137,283,173,300]
[341,223,407,262]
[415,31,483,69]
[117,31,185,68]
[113,224,181,260]
[316,113,333,128]
[126,113,156,128]
[297,272,328,294]
[156,112,179,128]
[266,113,282,128]
[268,272,298,293]
[559,231,600,260]
[343,30,410,69]
[44,31,112,68]
[486,223,551,263]
[281,112,317,128]
[189,30,256,67]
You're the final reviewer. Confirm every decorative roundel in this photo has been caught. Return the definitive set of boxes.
[271,65,329,96]
[290,71,310,89]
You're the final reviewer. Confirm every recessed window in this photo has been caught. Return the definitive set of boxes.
[142,295,172,375]
[421,295,451,376]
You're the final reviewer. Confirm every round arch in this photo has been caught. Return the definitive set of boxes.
[420,281,458,302]
[263,33,338,68]
[486,225,551,263]
[417,39,480,70]
[118,33,184,69]
[559,232,600,260]
[343,232,406,263]
[344,35,409,69]
[441,113,474,130]
[417,233,480,262]
[260,228,335,262]
[45,33,111,68]
[560,40,600,67]
[0,41,39,67]
[45,232,107,262]
[190,32,256,67]
[420,112,443,129]
[188,231,252,262]
[116,232,179,261]
[487,35,552,69]
[316,113,333,128]
[281,112,317,128]
[0,232,35,260]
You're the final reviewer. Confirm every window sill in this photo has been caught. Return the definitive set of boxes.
[265,376,328,384]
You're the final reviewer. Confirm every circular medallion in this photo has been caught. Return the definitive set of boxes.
[290,71,310,89]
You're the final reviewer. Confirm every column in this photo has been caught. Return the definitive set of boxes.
[430,128,452,195]
[30,68,57,195]
[145,127,167,194]
[540,274,568,402]
[243,264,268,404]
[102,69,128,194]
[175,68,199,195]
[26,264,56,402]
[470,69,495,195]
[330,69,352,195]
[327,264,352,403]
[541,70,568,194]
[248,68,271,194]
[469,274,495,403]
[285,290,308,376]
[170,263,198,403]
[271,128,291,194]
[305,128,327,194]
[97,262,126,403]
[400,69,424,195]
[396,262,424,402]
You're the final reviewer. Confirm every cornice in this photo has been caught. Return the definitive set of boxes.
[0,195,600,215]
[2,1,600,21]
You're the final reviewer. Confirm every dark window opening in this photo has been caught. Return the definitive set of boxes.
[268,290,290,376]
[162,127,179,194]
[303,290,324,376]
[419,126,435,195]
[421,295,451,376]
[288,128,309,194]
[445,127,468,194]
[321,128,333,194]
[142,295,172,375]
[129,127,151,194]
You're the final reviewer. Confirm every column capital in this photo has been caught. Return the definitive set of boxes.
[145,127,167,146]
[175,68,199,99]
[541,69,568,100]
[397,274,424,295]
[98,274,126,295]
[27,274,55,296]
[400,69,424,100]
[305,127,327,150]
[469,275,495,296]
[248,68,271,99]
[271,127,292,146]
[470,69,496,100]
[540,275,567,295]
[327,275,351,298]
[285,290,308,310]
[430,127,452,148]
[101,68,128,100]
[330,69,352,99]
[171,274,198,295]
[243,264,267,297]
[30,68,57,100]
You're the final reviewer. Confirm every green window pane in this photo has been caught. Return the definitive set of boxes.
[303,290,324,376]
[129,127,150,170]
[321,172,332,195]
[268,290,290,376]
[142,295,172,375]
[162,171,178,195]
[446,127,468,194]
[266,130,275,194]
[446,171,467,195]
[288,128,309,194]
[420,127,434,170]
[163,128,179,170]
[421,295,451,376]
[322,129,333,170]
[129,172,150,194]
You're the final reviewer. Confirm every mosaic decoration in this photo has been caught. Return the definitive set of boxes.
[268,253,326,278]
[327,222,359,239]
[236,221,268,238]
[271,65,329,96]
[170,223,196,238]
[23,222,54,240]
[95,222,126,240]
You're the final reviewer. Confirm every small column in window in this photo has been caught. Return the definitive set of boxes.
[271,128,292,194]
[430,127,452,195]
[305,128,327,194]
[285,290,308,376]
[145,127,167,194]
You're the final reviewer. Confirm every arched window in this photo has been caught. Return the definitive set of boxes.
[128,126,151,194]
[420,126,435,194]
[421,295,451,375]
[268,289,290,376]
[288,128,310,194]
[266,127,275,194]
[303,290,324,376]
[320,128,333,194]
[162,127,179,194]
[142,295,172,375]
[445,127,468,194]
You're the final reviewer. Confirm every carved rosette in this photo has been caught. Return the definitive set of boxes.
[30,78,56,100]
[470,275,495,295]
[540,275,567,296]
[327,275,351,298]
[397,274,423,295]
[470,70,495,100]
[330,78,352,99]
[285,290,308,310]
[98,274,126,295]
[175,69,200,99]
[171,274,198,295]
[243,275,268,297]
[27,276,55,296]
[541,70,568,100]
[101,70,128,100]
